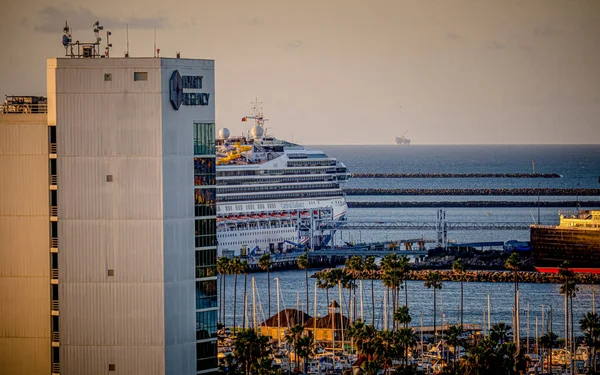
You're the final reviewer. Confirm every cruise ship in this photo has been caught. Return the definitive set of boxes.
[215,104,349,257]
[531,210,600,273]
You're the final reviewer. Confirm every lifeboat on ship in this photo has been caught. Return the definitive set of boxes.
[238,214,249,221]
[248,214,258,220]
[281,212,291,219]
[271,212,282,220]
[300,211,311,218]
[226,215,237,222]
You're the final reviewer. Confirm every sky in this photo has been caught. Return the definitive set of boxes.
[0,0,599,145]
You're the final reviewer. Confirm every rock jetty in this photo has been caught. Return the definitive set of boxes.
[351,172,561,178]
[348,201,600,208]
[343,188,600,196]
[313,268,600,285]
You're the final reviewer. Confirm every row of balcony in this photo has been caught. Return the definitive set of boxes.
[50,135,60,374]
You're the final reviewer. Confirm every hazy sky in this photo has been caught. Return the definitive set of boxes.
[1,0,599,144]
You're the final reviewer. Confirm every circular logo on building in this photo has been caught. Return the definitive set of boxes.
[170,70,183,110]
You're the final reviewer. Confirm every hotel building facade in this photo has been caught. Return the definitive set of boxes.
[0,57,218,375]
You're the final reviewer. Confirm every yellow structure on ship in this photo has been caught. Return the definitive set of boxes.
[216,143,252,165]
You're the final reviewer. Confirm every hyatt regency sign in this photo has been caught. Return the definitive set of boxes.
[169,70,211,110]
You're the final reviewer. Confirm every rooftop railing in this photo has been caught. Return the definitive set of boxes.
[1,103,48,114]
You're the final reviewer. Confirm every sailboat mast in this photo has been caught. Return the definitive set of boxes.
[487,294,491,332]
[360,279,364,321]
[276,278,281,348]
[338,280,344,354]
[313,282,317,341]
[252,277,257,330]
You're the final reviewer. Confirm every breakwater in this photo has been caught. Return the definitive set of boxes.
[313,268,600,285]
[351,172,561,178]
[348,201,600,208]
[343,188,600,196]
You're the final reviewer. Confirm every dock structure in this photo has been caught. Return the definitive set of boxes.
[314,208,532,248]
[318,220,532,231]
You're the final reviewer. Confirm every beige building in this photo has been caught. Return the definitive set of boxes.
[1,57,217,375]
[0,99,50,374]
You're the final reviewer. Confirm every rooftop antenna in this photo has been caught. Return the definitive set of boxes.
[62,20,106,58]
[104,29,113,58]
[125,24,129,57]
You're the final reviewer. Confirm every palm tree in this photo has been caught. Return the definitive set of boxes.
[490,322,512,345]
[445,324,464,367]
[559,261,578,369]
[540,331,558,374]
[393,305,412,329]
[216,256,231,326]
[382,254,402,330]
[363,256,379,326]
[345,255,364,321]
[229,257,243,333]
[296,335,316,374]
[580,312,600,372]
[424,271,443,339]
[397,327,417,367]
[452,258,466,329]
[284,324,305,373]
[398,255,410,308]
[298,253,310,315]
[505,252,522,345]
[394,305,414,366]
[258,253,272,317]
[233,328,272,375]
[347,319,381,373]
[316,270,333,307]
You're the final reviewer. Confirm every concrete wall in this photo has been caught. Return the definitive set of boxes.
[49,58,166,375]
[0,113,50,374]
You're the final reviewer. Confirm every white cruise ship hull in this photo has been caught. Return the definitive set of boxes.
[217,197,347,257]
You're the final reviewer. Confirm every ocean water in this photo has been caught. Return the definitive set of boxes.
[221,145,600,336]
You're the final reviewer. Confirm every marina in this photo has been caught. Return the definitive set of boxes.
[215,143,600,374]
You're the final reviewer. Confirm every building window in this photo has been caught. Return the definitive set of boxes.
[196,341,218,371]
[196,280,217,310]
[134,72,148,81]
[194,158,216,186]
[193,123,215,155]
[195,188,216,217]
[104,73,112,81]
[195,249,216,278]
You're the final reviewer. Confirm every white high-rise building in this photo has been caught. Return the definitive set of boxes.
[0,57,217,375]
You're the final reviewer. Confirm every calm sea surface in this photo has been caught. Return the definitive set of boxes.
[221,145,600,336]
